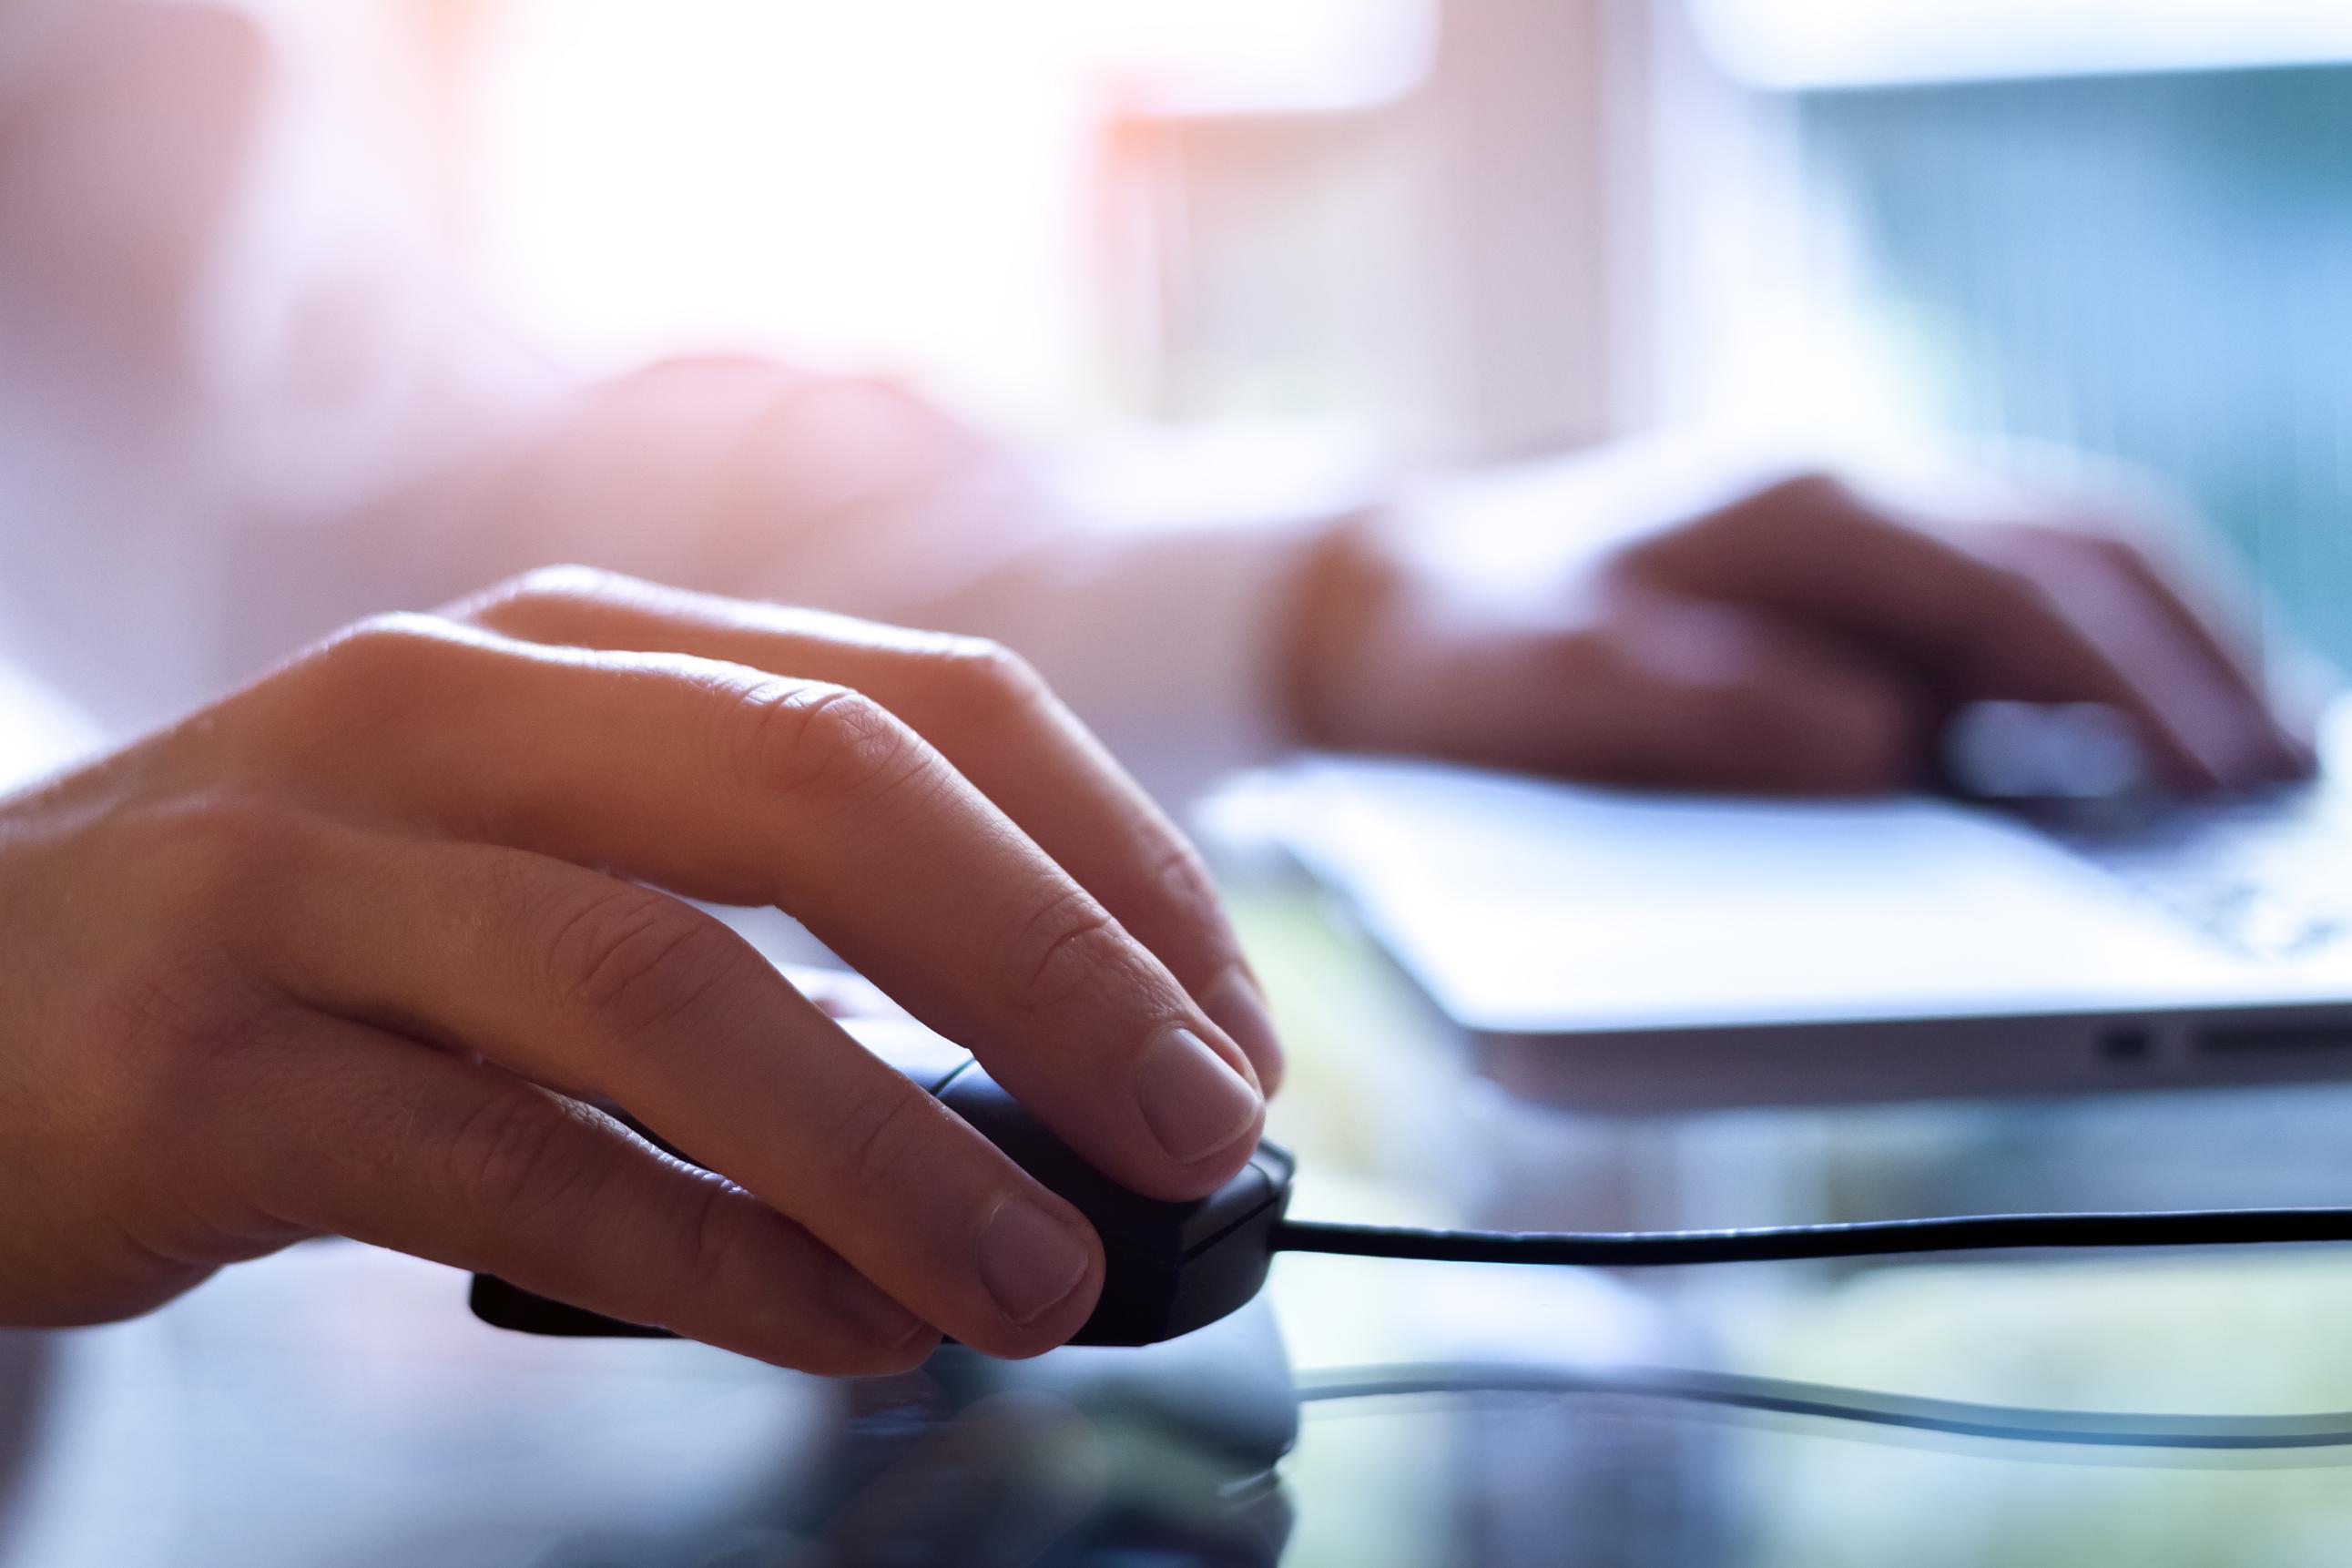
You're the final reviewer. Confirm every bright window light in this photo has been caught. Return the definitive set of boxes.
[456,0,1423,431]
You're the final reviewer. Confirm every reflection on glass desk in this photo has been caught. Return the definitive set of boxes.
[13,884,2352,1565]
[15,1238,2352,1565]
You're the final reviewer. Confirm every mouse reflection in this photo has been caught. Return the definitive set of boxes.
[529,1305,1298,1568]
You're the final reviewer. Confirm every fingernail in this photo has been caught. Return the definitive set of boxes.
[1136,1025,1263,1166]
[978,1195,1092,1328]
[1200,966,1284,1092]
[829,1269,932,1350]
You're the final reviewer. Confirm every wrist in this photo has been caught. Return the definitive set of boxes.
[1277,513,1412,753]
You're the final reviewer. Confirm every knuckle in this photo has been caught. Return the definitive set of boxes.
[922,637,1052,725]
[503,562,623,604]
[1748,466,1859,520]
[1990,520,2079,561]
[677,1172,754,1298]
[1678,468,1858,547]
[463,564,649,626]
[1986,556,2068,619]
[726,681,921,804]
[1145,839,1230,943]
[997,889,1127,1018]
[541,887,747,1044]
[1624,469,1864,575]
[827,1084,942,1195]
[295,612,467,705]
[443,1091,606,1228]
[2075,528,2152,575]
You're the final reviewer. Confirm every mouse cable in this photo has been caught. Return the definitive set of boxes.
[1295,1360,2352,1452]
[1271,1205,2352,1267]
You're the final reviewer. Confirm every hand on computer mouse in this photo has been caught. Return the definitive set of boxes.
[1288,464,2313,796]
[0,567,1276,1372]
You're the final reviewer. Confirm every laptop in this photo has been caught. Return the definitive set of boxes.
[1227,703,2352,1112]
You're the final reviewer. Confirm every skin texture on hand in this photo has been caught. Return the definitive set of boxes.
[1286,468,2314,796]
[0,568,1281,1373]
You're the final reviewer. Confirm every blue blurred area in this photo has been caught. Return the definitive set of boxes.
[1799,65,2352,670]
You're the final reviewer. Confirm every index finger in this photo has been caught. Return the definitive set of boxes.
[455,568,1284,1088]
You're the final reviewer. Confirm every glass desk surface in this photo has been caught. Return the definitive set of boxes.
[8,886,2352,1567]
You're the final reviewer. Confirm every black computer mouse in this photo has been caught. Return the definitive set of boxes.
[470,1045,1295,1349]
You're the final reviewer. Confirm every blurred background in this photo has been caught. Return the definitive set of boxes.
[306,0,2352,667]
[20,5,2352,1563]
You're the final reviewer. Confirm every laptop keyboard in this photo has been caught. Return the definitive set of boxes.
[2035,783,2352,960]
